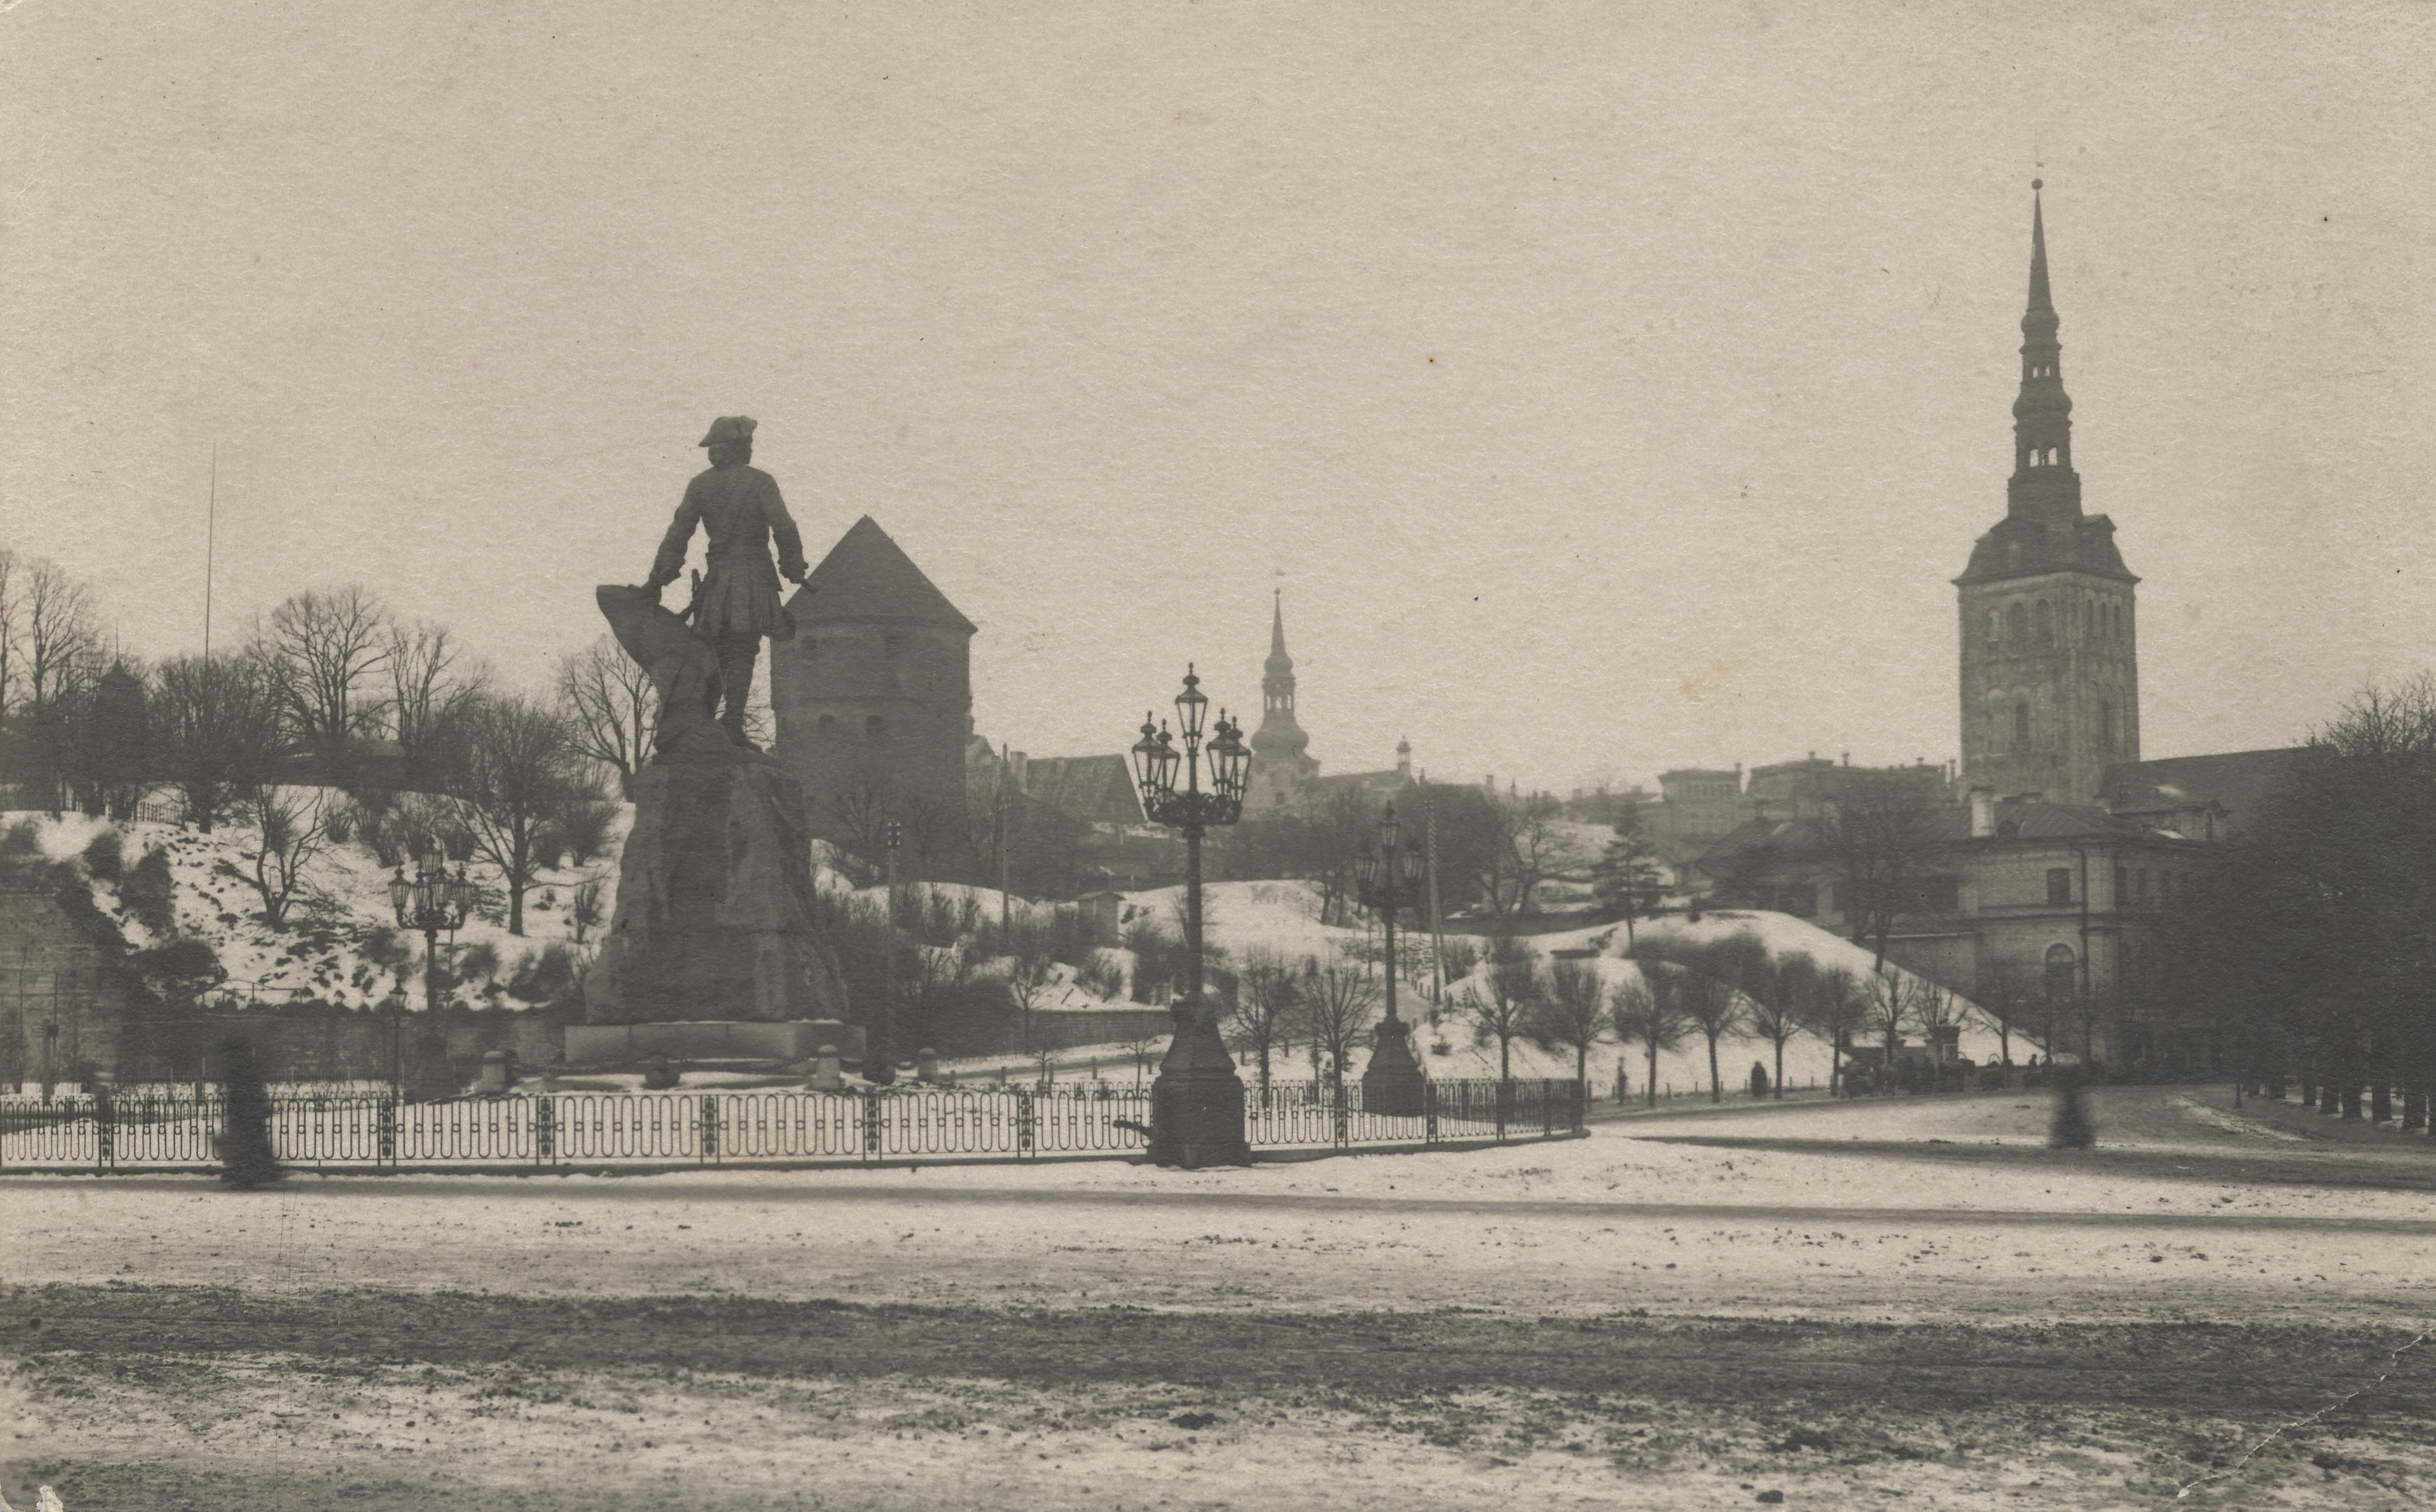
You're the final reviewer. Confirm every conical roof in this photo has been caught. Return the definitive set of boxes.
[791,516,975,633]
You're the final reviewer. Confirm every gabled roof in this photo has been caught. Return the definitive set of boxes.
[790,516,975,633]
[1021,754,1147,826]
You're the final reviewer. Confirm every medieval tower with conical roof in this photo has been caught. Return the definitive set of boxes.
[1955,183,2140,807]
[1247,592,1320,812]
[771,516,978,874]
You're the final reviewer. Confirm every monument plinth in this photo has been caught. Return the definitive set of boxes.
[585,572,844,1033]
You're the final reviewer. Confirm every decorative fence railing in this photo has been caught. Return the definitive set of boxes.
[0,1079,1586,1171]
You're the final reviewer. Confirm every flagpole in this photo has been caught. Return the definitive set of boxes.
[203,443,218,658]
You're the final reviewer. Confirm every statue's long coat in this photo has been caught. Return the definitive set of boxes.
[651,463,808,640]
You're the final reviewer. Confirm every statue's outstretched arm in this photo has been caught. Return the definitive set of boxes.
[648,486,704,589]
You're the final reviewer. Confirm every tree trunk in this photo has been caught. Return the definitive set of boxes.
[1646,1040,1658,1108]
[1706,1036,1721,1104]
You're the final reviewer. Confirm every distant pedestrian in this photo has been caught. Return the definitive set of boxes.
[2049,1065,2095,1149]
[1748,1061,1770,1099]
[217,1036,283,1189]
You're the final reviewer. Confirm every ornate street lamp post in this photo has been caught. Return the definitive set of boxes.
[1353,801,1430,1116]
[388,840,476,1102]
[1129,666,1253,1167]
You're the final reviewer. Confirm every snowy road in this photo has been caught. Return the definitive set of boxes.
[5,1085,2432,1509]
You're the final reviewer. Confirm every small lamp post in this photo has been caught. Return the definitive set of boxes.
[1353,801,1430,1116]
[380,988,408,1103]
[388,839,476,1101]
[1129,665,1252,1167]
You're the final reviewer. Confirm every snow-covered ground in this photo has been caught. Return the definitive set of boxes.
[7,1086,2434,1510]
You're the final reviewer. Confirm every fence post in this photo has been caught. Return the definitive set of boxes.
[1016,1090,1035,1160]
[377,1097,398,1171]
[1568,1079,1586,1134]
[699,1093,720,1165]
[1423,1081,1439,1146]
[862,1088,883,1162]
[94,1088,114,1173]
[534,1097,555,1168]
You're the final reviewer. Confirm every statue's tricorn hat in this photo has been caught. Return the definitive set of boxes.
[698,415,757,447]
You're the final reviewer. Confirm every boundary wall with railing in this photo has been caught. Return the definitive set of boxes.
[0,1079,1586,1172]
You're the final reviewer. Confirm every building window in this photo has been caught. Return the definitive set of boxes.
[2014,701,2031,749]
[817,713,836,735]
[2135,868,2150,906]
[2035,601,2053,645]
[1985,609,2000,645]
[2100,701,2116,750]
[2045,867,2071,906]
[866,715,889,741]
[2006,602,2027,642]
[2045,944,2077,1003]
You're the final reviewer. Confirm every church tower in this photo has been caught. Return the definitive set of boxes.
[1956,182,2140,806]
[1247,591,1318,812]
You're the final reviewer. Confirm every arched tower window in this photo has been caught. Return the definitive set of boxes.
[1985,609,2000,645]
[2006,602,2027,643]
[2035,601,2053,645]
[865,715,889,741]
[2014,701,2031,749]
[2100,701,2115,750]
[2084,602,2095,640]
[2044,944,2077,1003]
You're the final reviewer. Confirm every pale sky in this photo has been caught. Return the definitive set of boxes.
[5,2,2433,795]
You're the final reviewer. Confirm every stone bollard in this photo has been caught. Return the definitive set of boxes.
[479,1049,511,1095]
[916,1047,939,1083]
[808,1044,845,1092]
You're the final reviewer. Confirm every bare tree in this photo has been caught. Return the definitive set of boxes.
[831,775,895,864]
[1803,965,1869,1095]
[1741,943,1816,1100]
[1504,791,1568,917]
[0,546,16,747]
[568,872,608,949]
[1663,940,1748,1103]
[557,633,657,797]
[3,554,103,811]
[387,620,486,772]
[1863,966,1922,1068]
[1609,967,1690,1108]
[1972,959,2038,1068]
[1816,768,1943,970]
[1002,942,1060,1055]
[1229,948,1303,1100]
[263,586,391,765]
[150,651,279,832]
[1296,948,1377,1101]
[445,693,581,935]
[246,785,330,927]
[1529,956,1610,1084]
[1462,936,1540,1082]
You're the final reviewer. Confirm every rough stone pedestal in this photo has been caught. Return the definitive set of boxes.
[587,747,846,1025]
[1359,1015,1428,1117]
[1147,994,1251,1168]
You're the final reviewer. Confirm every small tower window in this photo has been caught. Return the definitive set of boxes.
[2006,602,2027,643]
[2035,601,2053,645]
[866,715,889,741]
[2084,602,2095,640]
[2014,701,2031,749]
[817,713,836,735]
[1985,609,2000,645]
[2100,701,2116,750]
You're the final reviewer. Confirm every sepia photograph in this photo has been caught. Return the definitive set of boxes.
[4,2,2434,1507]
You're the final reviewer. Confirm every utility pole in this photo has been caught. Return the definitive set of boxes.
[203,442,218,658]
[1424,787,1446,1007]
[995,745,1013,936]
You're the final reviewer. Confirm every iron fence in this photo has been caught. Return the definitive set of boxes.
[0,1078,1583,1171]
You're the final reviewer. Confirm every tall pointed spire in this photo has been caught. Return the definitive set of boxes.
[1252,591,1309,761]
[2007,178,2077,519]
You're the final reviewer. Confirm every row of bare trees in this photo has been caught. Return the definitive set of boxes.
[1431,930,1972,1104]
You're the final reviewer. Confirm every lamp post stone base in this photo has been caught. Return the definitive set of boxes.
[1360,1016,1428,1118]
[1148,996,1250,1168]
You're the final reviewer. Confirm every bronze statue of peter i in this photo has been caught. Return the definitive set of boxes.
[646,415,808,743]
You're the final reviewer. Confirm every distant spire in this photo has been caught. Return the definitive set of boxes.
[1252,591,1309,761]
[2008,178,2076,510]
[2027,179,2053,314]
[1269,588,1287,658]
